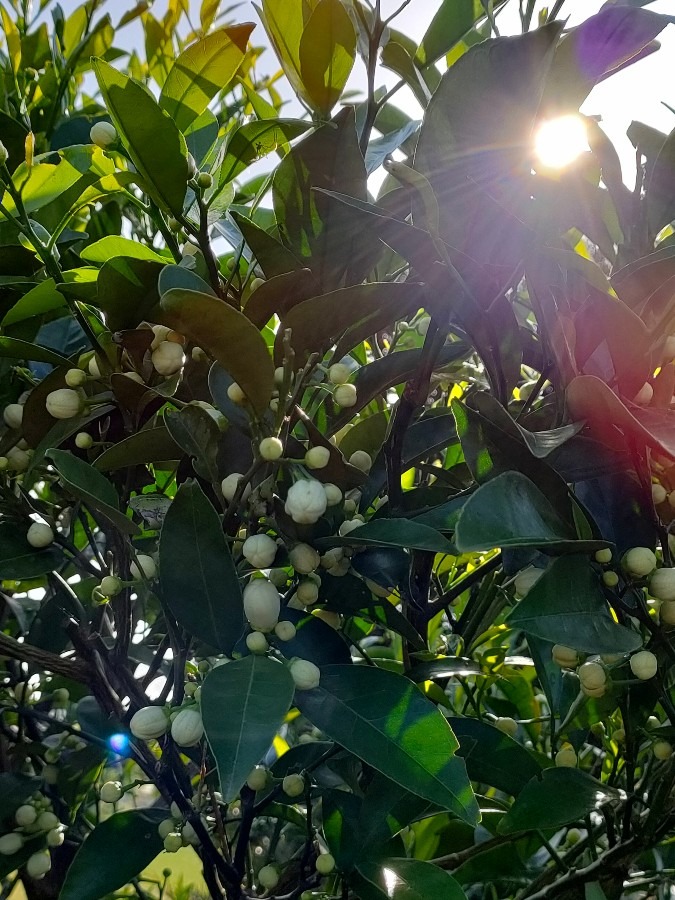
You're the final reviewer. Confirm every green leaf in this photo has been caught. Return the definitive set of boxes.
[507,555,641,654]
[2,279,66,326]
[274,608,352,667]
[158,263,216,297]
[159,25,253,132]
[0,336,71,368]
[448,717,542,796]
[295,665,479,823]
[164,406,220,482]
[298,0,356,117]
[159,480,243,653]
[46,450,139,536]
[498,768,620,835]
[0,773,41,822]
[93,427,181,471]
[454,471,585,552]
[0,523,62,580]
[81,236,166,265]
[202,656,295,801]
[159,288,274,416]
[217,118,310,185]
[60,809,165,900]
[357,858,467,900]
[96,257,164,331]
[416,0,508,66]
[230,211,303,280]
[93,58,188,215]
[320,519,454,555]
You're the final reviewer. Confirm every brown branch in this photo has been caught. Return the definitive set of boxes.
[0,632,89,682]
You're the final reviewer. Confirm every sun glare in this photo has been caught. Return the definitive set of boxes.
[535,115,588,169]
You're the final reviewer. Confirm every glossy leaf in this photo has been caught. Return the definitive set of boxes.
[60,809,165,900]
[159,480,243,653]
[358,858,467,900]
[295,665,479,823]
[416,0,508,66]
[0,336,70,368]
[96,257,164,331]
[46,450,139,535]
[298,0,356,116]
[81,236,166,265]
[164,405,220,482]
[93,427,181,471]
[448,717,542,796]
[498,768,620,835]
[0,524,61,580]
[159,288,274,415]
[218,119,309,185]
[230,211,303,280]
[322,519,454,555]
[93,59,188,215]
[159,25,253,132]
[507,555,641,654]
[202,656,295,801]
[454,471,583,552]
[274,607,352,667]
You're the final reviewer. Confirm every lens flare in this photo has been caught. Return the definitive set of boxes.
[535,115,588,169]
[108,732,130,756]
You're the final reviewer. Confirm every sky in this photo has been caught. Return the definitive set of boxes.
[48,0,675,184]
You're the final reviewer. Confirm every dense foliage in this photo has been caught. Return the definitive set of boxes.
[3,1,675,898]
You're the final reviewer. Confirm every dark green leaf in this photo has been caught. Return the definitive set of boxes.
[298,0,356,117]
[159,25,253,132]
[320,519,454,555]
[46,450,139,535]
[295,665,479,823]
[0,774,41,823]
[60,809,165,900]
[357,858,467,900]
[273,607,352,667]
[164,406,220,482]
[218,119,310,185]
[93,427,181,471]
[230,211,303,280]
[202,655,295,801]
[448,717,542,796]
[407,658,481,681]
[507,555,641,654]
[0,336,71,368]
[159,479,243,653]
[416,0,508,66]
[322,789,363,871]
[0,523,62,580]
[96,257,163,332]
[498,768,620,835]
[158,263,216,297]
[159,288,274,416]
[93,58,188,215]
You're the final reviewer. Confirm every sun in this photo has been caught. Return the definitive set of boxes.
[534,115,589,169]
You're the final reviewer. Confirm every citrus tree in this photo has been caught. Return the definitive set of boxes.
[2,0,675,898]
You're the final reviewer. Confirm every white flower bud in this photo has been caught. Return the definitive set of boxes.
[274,621,296,642]
[46,828,64,847]
[45,388,83,419]
[246,766,268,791]
[100,781,124,803]
[494,717,518,737]
[15,805,37,827]
[653,740,673,760]
[555,745,577,767]
[90,121,118,148]
[594,548,613,564]
[603,571,619,588]
[652,483,667,505]
[75,432,93,449]
[333,383,357,408]
[348,450,372,473]
[164,832,183,853]
[26,522,54,548]
[289,543,320,575]
[171,708,204,747]
[288,658,321,691]
[316,853,335,875]
[282,773,305,797]
[274,366,285,386]
[660,600,675,625]
[243,579,280,632]
[26,850,51,879]
[65,368,87,388]
[100,575,122,597]
[130,705,169,740]
[630,650,658,680]
[36,811,59,831]
[227,382,246,404]
[285,479,327,524]
[633,382,653,405]
[578,661,606,691]
[221,473,251,503]
[552,644,579,668]
[268,568,288,589]
[13,682,33,703]
[242,534,278,569]
[130,554,157,581]
[339,519,363,537]
[328,364,351,385]
[246,631,269,654]
[305,446,330,469]
[158,819,175,840]
[258,865,279,890]
[6,447,29,471]
[623,547,656,577]
[0,141,8,165]
[0,833,23,855]
[42,765,59,785]
[415,316,431,336]
[88,356,101,377]
[181,819,205,845]
[296,579,319,606]
[3,404,23,429]
[152,341,185,377]
[323,483,342,506]
[259,437,283,461]
[650,567,675,602]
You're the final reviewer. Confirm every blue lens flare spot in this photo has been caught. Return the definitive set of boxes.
[108,732,130,756]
